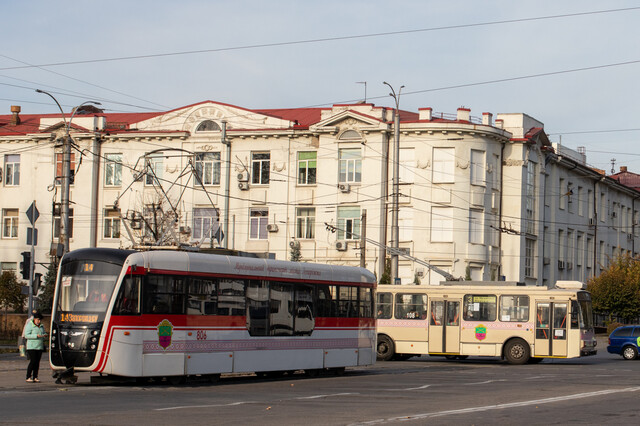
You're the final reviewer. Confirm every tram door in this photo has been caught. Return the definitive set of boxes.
[534,302,568,357]
[428,299,461,354]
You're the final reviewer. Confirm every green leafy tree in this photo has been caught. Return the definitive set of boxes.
[36,263,57,314]
[290,243,302,262]
[587,254,640,322]
[0,271,27,313]
[379,258,391,284]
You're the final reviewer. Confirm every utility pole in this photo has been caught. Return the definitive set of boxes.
[383,82,404,284]
[36,89,101,256]
[222,121,230,249]
[360,209,367,268]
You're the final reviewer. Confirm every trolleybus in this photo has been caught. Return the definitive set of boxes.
[49,248,376,383]
[376,281,596,364]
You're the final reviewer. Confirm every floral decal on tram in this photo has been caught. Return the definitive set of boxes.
[158,319,174,350]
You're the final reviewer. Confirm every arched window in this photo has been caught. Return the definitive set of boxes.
[196,120,221,132]
[339,130,361,140]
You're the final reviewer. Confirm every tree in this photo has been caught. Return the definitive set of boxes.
[379,258,391,284]
[587,254,640,322]
[36,263,57,314]
[0,271,27,313]
[290,243,302,262]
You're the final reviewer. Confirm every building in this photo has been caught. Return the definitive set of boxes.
[1,101,638,286]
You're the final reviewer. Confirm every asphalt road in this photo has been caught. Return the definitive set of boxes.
[1,337,638,425]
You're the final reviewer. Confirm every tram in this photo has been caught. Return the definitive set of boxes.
[49,248,376,383]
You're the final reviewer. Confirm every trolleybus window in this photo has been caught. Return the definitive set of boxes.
[430,300,443,325]
[463,294,497,321]
[376,292,392,319]
[395,293,427,320]
[500,295,529,322]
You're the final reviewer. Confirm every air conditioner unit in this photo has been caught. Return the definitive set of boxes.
[131,220,142,230]
[335,241,348,251]
[415,267,424,277]
[566,262,573,270]
[289,240,300,249]
[558,260,565,270]
[543,257,550,265]
[588,217,596,226]
[266,223,279,233]
[238,182,249,190]
[237,171,249,182]
[338,184,351,193]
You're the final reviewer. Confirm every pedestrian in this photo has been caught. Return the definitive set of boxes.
[24,312,47,383]
[20,309,37,358]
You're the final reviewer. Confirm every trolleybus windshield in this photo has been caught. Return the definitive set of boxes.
[57,259,123,320]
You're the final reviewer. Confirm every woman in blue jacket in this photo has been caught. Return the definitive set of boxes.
[24,312,47,382]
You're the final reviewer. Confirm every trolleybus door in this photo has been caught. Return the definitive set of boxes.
[534,301,568,357]
[428,299,461,354]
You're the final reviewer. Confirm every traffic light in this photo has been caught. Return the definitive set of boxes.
[33,273,42,295]
[20,251,31,280]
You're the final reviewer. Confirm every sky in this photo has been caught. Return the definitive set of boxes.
[2,0,639,172]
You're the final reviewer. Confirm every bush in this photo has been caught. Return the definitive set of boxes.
[607,322,624,334]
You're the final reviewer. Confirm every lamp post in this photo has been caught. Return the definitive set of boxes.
[36,89,101,256]
[383,82,404,284]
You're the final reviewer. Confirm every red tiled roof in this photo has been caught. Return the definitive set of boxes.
[610,170,640,191]
[254,108,323,128]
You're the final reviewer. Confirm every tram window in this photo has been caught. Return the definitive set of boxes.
[500,295,529,322]
[376,292,392,319]
[338,286,358,318]
[112,276,141,315]
[395,293,427,320]
[188,277,217,315]
[218,279,245,315]
[359,287,373,318]
[294,285,314,335]
[316,285,336,317]
[246,280,269,336]
[143,275,186,315]
[430,301,443,325]
[270,282,294,336]
[463,294,496,321]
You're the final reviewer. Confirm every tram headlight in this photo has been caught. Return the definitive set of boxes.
[51,335,56,341]
[90,344,96,350]
[90,337,97,343]
[92,330,99,336]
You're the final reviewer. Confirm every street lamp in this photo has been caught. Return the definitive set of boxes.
[383,82,404,284]
[35,89,101,256]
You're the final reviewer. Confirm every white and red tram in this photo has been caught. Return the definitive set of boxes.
[49,248,376,382]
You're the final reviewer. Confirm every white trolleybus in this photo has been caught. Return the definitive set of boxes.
[49,248,376,383]
[376,281,597,364]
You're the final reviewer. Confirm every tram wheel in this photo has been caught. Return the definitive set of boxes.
[504,338,530,365]
[376,335,395,361]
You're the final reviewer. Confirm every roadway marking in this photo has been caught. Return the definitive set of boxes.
[295,392,358,400]
[156,401,259,411]
[388,384,432,391]
[467,379,507,385]
[352,387,640,424]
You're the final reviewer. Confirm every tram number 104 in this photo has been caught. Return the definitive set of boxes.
[196,330,207,340]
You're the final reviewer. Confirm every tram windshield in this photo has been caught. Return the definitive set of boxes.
[57,259,123,316]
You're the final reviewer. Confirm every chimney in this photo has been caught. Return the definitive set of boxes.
[457,107,470,122]
[10,105,21,125]
[482,112,493,126]
[418,107,432,121]
[620,166,628,173]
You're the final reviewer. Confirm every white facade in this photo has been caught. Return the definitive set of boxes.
[1,101,638,286]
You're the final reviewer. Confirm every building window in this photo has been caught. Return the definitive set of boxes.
[195,152,221,185]
[249,208,268,240]
[337,206,360,240]
[104,153,122,187]
[470,150,485,186]
[431,207,453,242]
[525,238,535,278]
[251,152,270,185]
[559,178,566,210]
[53,208,74,239]
[4,154,20,186]
[55,153,76,185]
[433,147,455,183]
[295,207,315,239]
[103,209,121,239]
[196,120,220,132]
[577,186,584,216]
[525,161,536,235]
[145,155,163,186]
[1,262,17,274]
[2,209,18,239]
[469,210,483,244]
[339,148,361,184]
[297,152,317,185]
[193,207,219,241]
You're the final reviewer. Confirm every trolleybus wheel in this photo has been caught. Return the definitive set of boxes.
[377,335,395,361]
[622,345,638,360]
[504,338,530,365]
[457,355,468,360]
[445,355,457,360]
